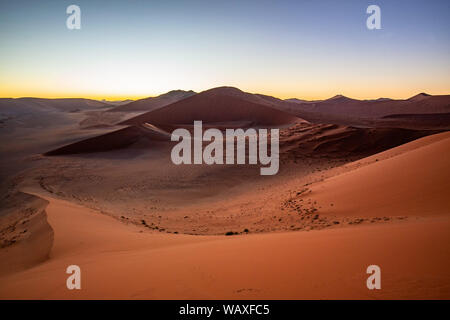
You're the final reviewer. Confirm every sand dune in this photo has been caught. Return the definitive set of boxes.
[110,88,450,130]
[381,112,450,128]
[0,98,110,133]
[295,131,450,219]
[278,93,450,129]
[78,91,196,129]
[408,92,431,102]
[0,192,53,275]
[0,98,109,114]
[108,90,196,112]
[36,88,446,157]
[9,92,441,244]
[0,132,449,299]
[121,87,301,127]
[0,97,123,186]
[0,199,448,299]
[43,87,304,155]
[279,123,436,159]
[44,125,170,156]
[36,124,443,238]
[288,93,450,118]
[0,89,449,300]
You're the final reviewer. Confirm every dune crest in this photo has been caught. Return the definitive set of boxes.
[292,131,450,219]
[0,192,53,276]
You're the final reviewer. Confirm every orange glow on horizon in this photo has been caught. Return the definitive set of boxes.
[2,89,449,102]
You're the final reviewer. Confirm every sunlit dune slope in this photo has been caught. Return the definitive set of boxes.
[300,131,450,217]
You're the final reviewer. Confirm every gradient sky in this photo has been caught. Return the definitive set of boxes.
[0,0,449,100]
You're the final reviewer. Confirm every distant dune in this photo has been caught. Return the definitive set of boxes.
[43,87,303,155]
[279,93,450,129]
[407,92,431,102]
[0,97,112,131]
[108,90,196,112]
[0,98,109,114]
[43,87,443,156]
[77,91,196,130]
[101,99,134,106]
[121,87,301,127]
[287,93,450,117]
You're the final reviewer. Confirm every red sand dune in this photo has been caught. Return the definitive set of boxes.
[299,131,450,218]
[121,87,301,127]
[0,132,449,299]
[0,192,53,275]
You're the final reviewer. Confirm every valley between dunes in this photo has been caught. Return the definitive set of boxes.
[1,131,449,299]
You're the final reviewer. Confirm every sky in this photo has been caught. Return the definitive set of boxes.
[0,0,449,100]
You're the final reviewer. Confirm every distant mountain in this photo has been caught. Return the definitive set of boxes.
[108,90,196,112]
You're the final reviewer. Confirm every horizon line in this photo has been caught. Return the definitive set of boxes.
[0,87,447,102]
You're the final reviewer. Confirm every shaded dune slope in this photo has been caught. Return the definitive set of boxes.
[44,125,170,156]
[280,123,439,159]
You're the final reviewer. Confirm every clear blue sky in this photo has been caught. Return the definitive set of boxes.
[0,0,449,99]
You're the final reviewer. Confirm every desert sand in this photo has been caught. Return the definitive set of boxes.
[0,131,449,299]
[0,88,449,299]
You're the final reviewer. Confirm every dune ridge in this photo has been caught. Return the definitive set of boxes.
[108,90,196,113]
[0,192,53,275]
[291,131,450,219]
